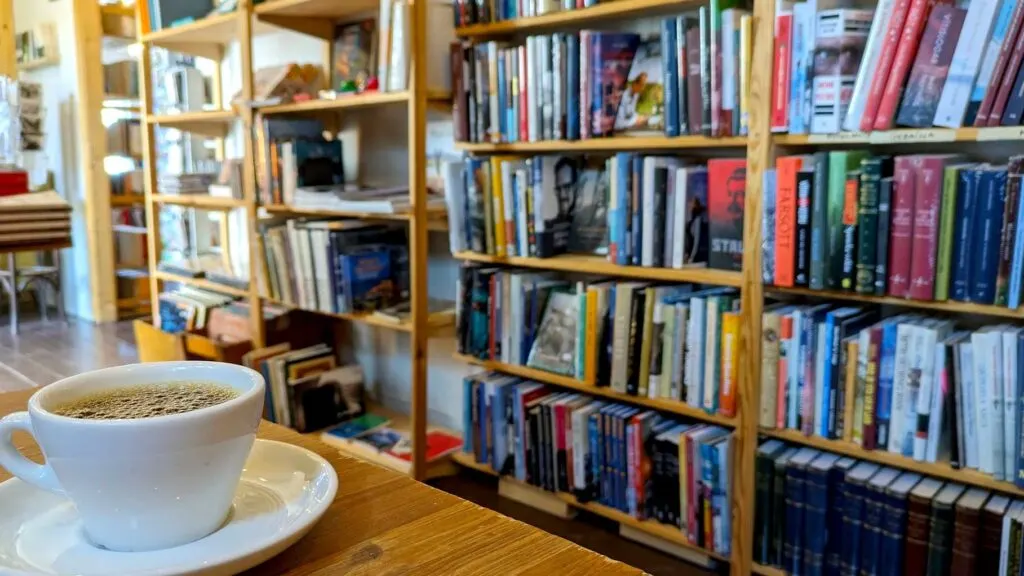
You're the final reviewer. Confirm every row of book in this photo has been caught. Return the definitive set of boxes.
[761,305,1024,486]
[764,152,1024,308]
[452,0,596,25]
[772,0,1024,134]
[442,155,746,272]
[462,372,734,556]
[259,219,409,315]
[452,9,752,144]
[755,440,1012,576]
[455,266,741,416]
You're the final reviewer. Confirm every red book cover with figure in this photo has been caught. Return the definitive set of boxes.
[589,32,641,137]
[908,155,954,300]
[888,156,920,297]
[774,156,807,287]
[895,5,967,128]
[708,158,747,271]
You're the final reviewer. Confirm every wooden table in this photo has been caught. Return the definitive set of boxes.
[0,388,641,575]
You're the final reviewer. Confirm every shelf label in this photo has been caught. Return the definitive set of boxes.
[976,126,1024,142]
[868,129,958,144]
[806,132,869,144]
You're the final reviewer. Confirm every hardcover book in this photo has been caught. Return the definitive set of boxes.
[708,158,747,271]
[896,5,968,128]
[589,33,641,136]
[332,20,377,91]
[614,37,664,134]
[810,9,873,134]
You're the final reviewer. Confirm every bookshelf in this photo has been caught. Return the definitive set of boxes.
[455,135,749,153]
[134,0,440,480]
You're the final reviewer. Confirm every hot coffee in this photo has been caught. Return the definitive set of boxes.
[51,382,239,420]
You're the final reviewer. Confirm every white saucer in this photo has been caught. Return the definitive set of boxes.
[0,439,338,576]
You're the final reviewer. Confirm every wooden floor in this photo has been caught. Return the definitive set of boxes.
[4,316,716,576]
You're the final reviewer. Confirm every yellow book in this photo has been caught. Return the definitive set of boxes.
[842,337,860,443]
[583,286,599,385]
[637,287,656,397]
[719,311,740,417]
[739,14,752,135]
[488,157,507,257]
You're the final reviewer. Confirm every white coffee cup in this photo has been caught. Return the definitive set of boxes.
[0,361,265,552]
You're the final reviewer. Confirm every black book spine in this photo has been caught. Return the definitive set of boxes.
[625,290,646,396]
[875,177,894,296]
[771,461,787,566]
[841,170,862,291]
[544,402,556,491]
[526,404,539,485]
[652,166,669,267]
[652,433,665,523]
[754,454,771,563]
[698,7,712,136]
[795,169,814,286]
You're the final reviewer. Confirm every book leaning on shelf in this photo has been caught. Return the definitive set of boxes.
[771,0,1024,134]
[456,266,741,418]
[764,152,1024,309]
[753,440,1012,576]
[760,303,1024,488]
[451,6,753,143]
[442,155,746,272]
[260,220,410,315]
[462,371,734,556]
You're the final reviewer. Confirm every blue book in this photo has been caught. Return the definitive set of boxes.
[463,377,474,455]
[840,462,880,576]
[497,54,506,141]
[819,307,863,437]
[799,304,832,431]
[630,155,643,265]
[785,448,820,575]
[477,378,489,465]
[612,153,632,265]
[875,314,914,448]
[788,4,806,134]
[566,35,580,140]
[860,467,900,576]
[1010,167,1024,308]
[970,167,1008,304]
[803,453,839,576]
[588,407,603,500]
[617,407,639,512]
[661,19,679,137]
[966,0,1017,124]
[675,17,689,135]
[878,473,922,576]
[1017,333,1024,488]
[715,435,732,554]
[598,405,615,505]
[824,457,858,574]
[950,168,978,302]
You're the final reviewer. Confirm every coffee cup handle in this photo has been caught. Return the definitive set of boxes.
[0,411,62,494]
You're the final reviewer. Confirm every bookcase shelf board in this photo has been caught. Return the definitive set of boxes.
[760,429,1024,498]
[151,194,246,210]
[112,224,148,235]
[140,12,240,60]
[456,136,748,153]
[254,0,382,38]
[452,252,744,287]
[117,296,152,310]
[258,91,411,115]
[152,271,249,298]
[768,286,1024,319]
[750,563,786,576]
[455,0,702,37]
[18,56,60,72]
[774,126,1024,147]
[114,267,149,279]
[454,353,738,427]
[146,110,236,137]
[264,297,456,333]
[449,454,729,563]
[261,203,446,222]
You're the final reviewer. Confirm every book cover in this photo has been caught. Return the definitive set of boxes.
[527,291,578,376]
[965,0,1019,125]
[708,158,746,271]
[860,0,915,131]
[827,151,867,289]
[590,33,641,136]
[896,5,968,128]
[856,156,894,294]
[332,20,377,91]
[845,0,896,132]
[533,156,577,258]
[614,36,664,133]
[771,1,795,132]
[810,9,873,134]
[873,0,941,131]
[974,2,1024,125]
[774,156,805,287]
[569,165,610,255]
[933,0,1002,128]
[909,155,955,301]
[795,168,814,287]
[889,156,919,297]
[970,167,1008,304]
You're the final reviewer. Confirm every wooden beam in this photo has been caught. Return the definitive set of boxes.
[408,0,428,481]
[257,15,333,39]
[136,5,162,325]
[0,0,14,77]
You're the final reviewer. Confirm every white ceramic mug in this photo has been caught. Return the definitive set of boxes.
[0,361,265,552]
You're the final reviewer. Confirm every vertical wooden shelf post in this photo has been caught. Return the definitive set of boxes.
[238,0,265,348]
[135,4,162,324]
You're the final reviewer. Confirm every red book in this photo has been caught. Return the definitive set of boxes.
[904,482,939,576]
[975,3,1024,126]
[908,156,949,300]
[518,44,528,142]
[774,156,805,287]
[895,5,967,128]
[950,490,986,576]
[770,7,793,132]
[987,16,1024,126]
[977,497,1011,576]
[861,0,914,132]
[888,156,920,297]
[861,325,882,450]
[873,0,946,131]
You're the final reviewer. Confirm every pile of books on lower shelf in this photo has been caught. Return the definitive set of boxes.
[320,413,463,472]
[463,372,733,556]
[755,440,1013,575]
[444,155,747,272]
[457,266,739,417]
[761,306,1024,486]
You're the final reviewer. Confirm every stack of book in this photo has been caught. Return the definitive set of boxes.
[156,286,236,334]
[444,155,746,272]
[452,7,752,143]
[462,372,734,557]
[457,266,740,417]
[761,306,1024,485]
[764,153,1024,308]
[755,440,1017,575]
[157,172,217,196]
[260,220,409,315]
[771,0,1024,133]
[0,190,71,246]
[322,414,463,471]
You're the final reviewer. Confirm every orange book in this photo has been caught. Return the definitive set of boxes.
[777,314,793,428]
[719,311,740,417]
[773,156,807,287]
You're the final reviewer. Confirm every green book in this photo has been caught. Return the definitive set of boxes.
[935,165,967,302]
[925,483,965,576]
[809,152,830,290]
[854,157,893,294]
[827,150,868,290]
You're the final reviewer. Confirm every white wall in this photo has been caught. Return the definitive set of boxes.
[14,0,93,321]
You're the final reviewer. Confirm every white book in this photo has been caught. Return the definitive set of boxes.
[788,310,804,429]
[958,340,978,470]
[509,274,522,364]
[843,0,894,132]
[488,42,500,143]
[671,167,689,269]
[810,9,873,134]
[813,326,827,436]
[648,296,665,399]
[971,330,995,475]
[500,161,515,255]
[526,37,538,142]
[387,0,410,91]
[540,36,553,140]
[280,141,296,205]
[933,0,1001,128]
[789,1,813,134]
[658,302,675,399]
[442,160,466,254]
[311,229,332,313]
[969,0,1017,122]
[925,340,946,463]
[686,297,707,408]
[722,9,739,124]
[887,322,917,454]
[1004,328,1020,483]
[702,299,720,412]
[284,221,304,309]
[663,170,676,267]
[515,166,529,256]
[377,0,393,92]
[552,34,564,141]
[989,329,1006,481]
[912,321,949,461]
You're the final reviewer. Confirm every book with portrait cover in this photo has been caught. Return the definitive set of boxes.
[809,9,873,134]
[533,156,578,258]
[588,33,641,137]
[614,36,664,134]
[527,291,579,376]
[896,5,968,128]
[332,20,377,91]
[708,158,747,271]
[569,164,610,255]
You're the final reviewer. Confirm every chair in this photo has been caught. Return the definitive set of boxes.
[0,249,66,335]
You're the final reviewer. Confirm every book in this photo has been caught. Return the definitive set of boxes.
[614,37,664,133]
[708,158,746,271]
[810,9,872,134]
[895,5,968,128]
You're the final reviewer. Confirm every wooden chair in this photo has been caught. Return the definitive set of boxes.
[0,249,66,335]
